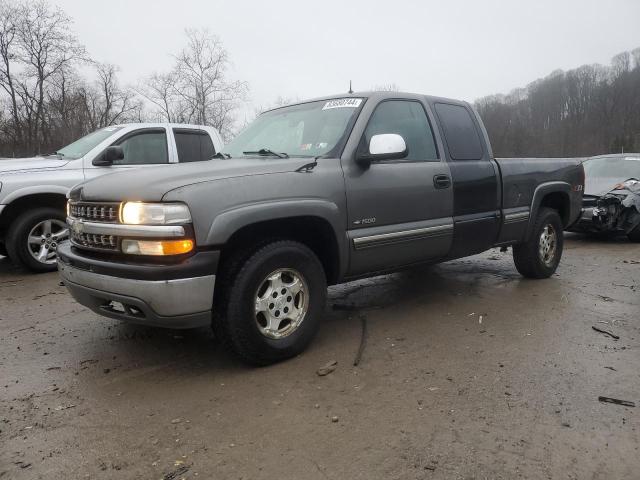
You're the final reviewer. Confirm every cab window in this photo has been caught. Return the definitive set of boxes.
[361,100,438,161]
[174,129,216,162]
[434,103,484,160]
[113,129,169,165]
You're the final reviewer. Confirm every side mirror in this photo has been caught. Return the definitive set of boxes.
[93,146,124,166]
[356,133,408,167]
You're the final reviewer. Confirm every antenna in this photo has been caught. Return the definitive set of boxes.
[348,80,353,94]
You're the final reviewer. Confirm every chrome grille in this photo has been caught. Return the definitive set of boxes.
[71,231,119,251]
[69,201,120,223]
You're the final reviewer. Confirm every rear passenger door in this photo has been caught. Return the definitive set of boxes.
[173,128,217,163]
[432,103,501,258]
[343,99,454,276]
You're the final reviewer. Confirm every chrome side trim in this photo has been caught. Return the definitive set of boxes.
[503,211,530,224]
[67,217,185,238]
[58,260,215,317]
[353,224,453,250]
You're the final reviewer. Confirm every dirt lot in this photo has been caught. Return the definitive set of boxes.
[1,234,638,479]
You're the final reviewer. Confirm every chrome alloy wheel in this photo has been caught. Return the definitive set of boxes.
[27,219,69,265]
[254,268,309,339]
[538,223,557,267]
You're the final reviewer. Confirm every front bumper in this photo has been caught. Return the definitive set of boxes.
[57,242,217,329]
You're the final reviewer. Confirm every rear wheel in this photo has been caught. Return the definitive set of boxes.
[513,207,564,279]
[627,225,640,243]
[213,240,327,366]
[6,208,68,273]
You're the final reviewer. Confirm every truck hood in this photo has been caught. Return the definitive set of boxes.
[585,175,639,196]
[75,157,316,202]
[0,156,70,173]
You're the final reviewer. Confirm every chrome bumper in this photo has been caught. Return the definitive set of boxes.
[58,258,215,329]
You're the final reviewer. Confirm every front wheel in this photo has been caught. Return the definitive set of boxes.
[513,207,564,279]
[213,240,327,366]
[6,208,68,273]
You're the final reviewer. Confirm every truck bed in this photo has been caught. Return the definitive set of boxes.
[495,157,585,211]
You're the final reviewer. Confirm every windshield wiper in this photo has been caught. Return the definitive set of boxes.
[242,148,289,158]
[46,152,64,157]
[213,152,231,159]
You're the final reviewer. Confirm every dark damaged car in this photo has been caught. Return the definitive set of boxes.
[569,154,640,241]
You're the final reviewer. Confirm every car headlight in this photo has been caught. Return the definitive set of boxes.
[120,202,191,225]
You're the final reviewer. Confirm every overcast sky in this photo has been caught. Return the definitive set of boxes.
[57,0,640,118]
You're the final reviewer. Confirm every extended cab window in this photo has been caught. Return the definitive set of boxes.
[114,130,169,165]
[434,103,484,160]
[174,129,216,163]
[361,100,438,161]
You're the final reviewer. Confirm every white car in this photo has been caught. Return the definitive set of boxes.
[0,123,223,272]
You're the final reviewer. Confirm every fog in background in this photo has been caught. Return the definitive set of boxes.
[1,0,640,157]
[57,0,640,110]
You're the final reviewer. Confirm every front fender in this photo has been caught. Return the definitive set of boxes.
[206,198,348,274]
[207,199,342,243]
[1,184,71,205]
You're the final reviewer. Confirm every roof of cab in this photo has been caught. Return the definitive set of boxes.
[109,123,219,130]
[262,91,470,114]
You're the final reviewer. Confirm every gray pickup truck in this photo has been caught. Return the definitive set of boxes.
[58,92,584,365]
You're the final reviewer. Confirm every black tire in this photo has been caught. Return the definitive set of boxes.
[6,207,67,273]
[628,226,640,243]
[213,240,327,366]
[0,242,7,257]
[513,207,564,279]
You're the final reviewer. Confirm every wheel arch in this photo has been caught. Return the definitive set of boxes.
[526,182,571,239]
[213,207,346,285]
[0,189,68,240]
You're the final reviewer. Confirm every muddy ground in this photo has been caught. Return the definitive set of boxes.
[1,234,638,479]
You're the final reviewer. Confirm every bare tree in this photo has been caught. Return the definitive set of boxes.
[15,0,85,151]
[138,29,248,139]
[172,29,248,139]
[476,48,640,157]
[0,0,20,148]
[137,71,189,123]
[81,63,139,129]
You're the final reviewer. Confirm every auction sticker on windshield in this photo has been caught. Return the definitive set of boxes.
[322,98,363,110]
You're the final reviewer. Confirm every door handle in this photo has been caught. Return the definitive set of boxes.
[433,174,451,189]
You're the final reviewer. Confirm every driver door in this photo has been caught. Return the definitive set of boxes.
[84,127,174,181]
[343,99,454,276]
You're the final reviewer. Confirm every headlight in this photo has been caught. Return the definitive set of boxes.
[120,202,191,225]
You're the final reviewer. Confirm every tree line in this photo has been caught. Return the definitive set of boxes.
[476,48,640,157]
[0,0,247,157]
[2,0,639,160]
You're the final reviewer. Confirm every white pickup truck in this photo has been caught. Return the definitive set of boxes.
[0,123,223,272]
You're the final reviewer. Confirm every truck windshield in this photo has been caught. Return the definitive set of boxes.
[223,98,364,158]
[56,126,124,159]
